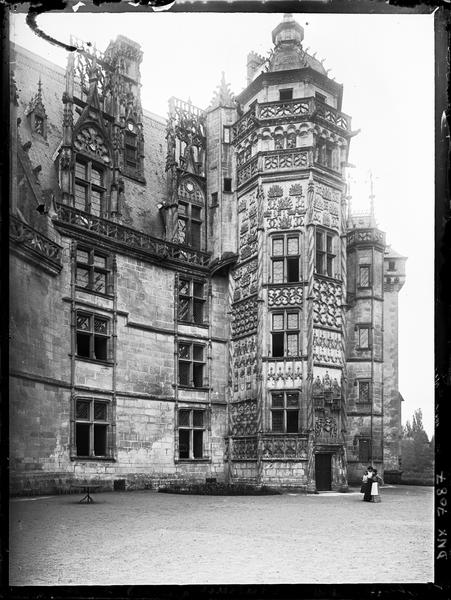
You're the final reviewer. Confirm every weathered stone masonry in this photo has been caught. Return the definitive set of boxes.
[9,15,405,494]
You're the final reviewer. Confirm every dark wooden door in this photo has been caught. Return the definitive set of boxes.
[315,453,332,491]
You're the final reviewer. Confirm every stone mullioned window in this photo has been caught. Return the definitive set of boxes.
[177,278,206,325]
[74,397,112,458]
[177,408,206,460]
[270,234,300,284]
[75,311,110,362]
[178,341,206,388]
[270,310,300,358]
[76,246,113,295]
[271,391,300,433]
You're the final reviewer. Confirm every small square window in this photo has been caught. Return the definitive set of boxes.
[223,178,232,193]
[279,89,293,101]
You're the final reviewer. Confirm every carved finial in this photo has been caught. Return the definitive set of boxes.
[209,72,235,109]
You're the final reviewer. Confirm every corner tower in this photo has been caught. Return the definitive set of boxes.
[227,15,353,490]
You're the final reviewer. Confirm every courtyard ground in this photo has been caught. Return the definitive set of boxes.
[9,485,433,586]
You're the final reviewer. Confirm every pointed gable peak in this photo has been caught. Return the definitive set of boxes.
[209,72,235,109]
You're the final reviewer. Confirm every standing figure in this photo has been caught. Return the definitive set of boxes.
[371,469,383,503]
[362,466,374,502]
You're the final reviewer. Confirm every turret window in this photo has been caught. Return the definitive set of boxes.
[124,130,138,168]
[359,265,371,288]
[271,234,300,283]
[271,310,300,358]
[271,391,299,433]
[315,230,336,277]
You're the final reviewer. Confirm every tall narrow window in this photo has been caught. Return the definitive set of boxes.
[358,326,370,349]
[76,247,111,294]
[357,380,371,404]
[178,202,202,249]
[76,312,110,362]
[178,342,206,388]
[223,126,231,144]
[75,398,110,457]
[74,159,106,217]
[124,130,138,168]
[271,391,300,433]
[358,438,371,462]
[271,234,300,283]
[178,278,206,324]
[271,310,300,358]
[359,265,371,288]
[178,408,206,459]
[223,178,232,193]
[315,230,336,277]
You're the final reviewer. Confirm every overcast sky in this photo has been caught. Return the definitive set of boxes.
[11,11,435,438]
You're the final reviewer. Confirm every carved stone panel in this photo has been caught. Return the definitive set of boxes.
[230,436,258,460]
[263,181,307,231]
[231,297,258,338]
[267,361,303,388]
[261,435,308,460]
[230,399,258,436]
[238,188,258,262]
[312,183,341,231]
[232,334,257,383]
[268,286,303,307]
[313,329,342,366]
[232,258,258,302]
[313,279,342,329]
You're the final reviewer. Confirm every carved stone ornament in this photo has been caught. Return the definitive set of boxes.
[230,399,258,436]
[313,279,342,328]
[268,286,303,306]
[74,126,110,163]
[231,297,258,338]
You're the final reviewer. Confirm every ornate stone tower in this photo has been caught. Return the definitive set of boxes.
[227,14,353,490]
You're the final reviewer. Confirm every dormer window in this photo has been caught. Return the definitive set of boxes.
[25,78,47,140]
[388,260,396,272]
[34,115,44,135]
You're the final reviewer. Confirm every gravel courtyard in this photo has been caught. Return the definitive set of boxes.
[9,485,433,586]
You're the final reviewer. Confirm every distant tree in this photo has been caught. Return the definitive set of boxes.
[401,409,433,481]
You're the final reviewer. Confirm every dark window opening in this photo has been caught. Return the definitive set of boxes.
[178,342,205,388]
[223,178,232,193]
[271,235,300,283]
[286,410,299,433]
[193,430,203,458]
[76,312,109,362]
[287,258,299,283]
[74,159,106,217]
[178,278,206,324]
[211,192,218,206]
[272,332,284,358]
[76,333,90,358]
[271,391,300,433]
[76,423,90,456]
[358,381,371,404]
[388,260,396,272]
[178,409,206,459]
[271,311,300,358]
[75,398,110,458]
[316,230,336,277]
[179,429,190,459]
[279,89,293,101]
[359,438,371,462]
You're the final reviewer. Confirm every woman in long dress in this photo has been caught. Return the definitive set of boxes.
[371,469,382,503]
[362,466,373,502]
